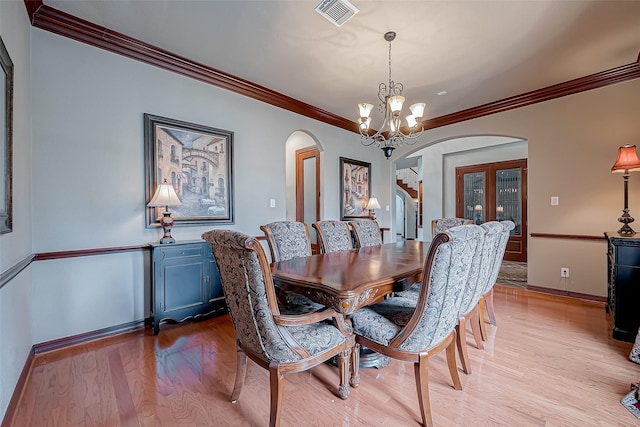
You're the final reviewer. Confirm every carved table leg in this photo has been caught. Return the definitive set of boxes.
[337,349,350,400]
[350,343,360,388]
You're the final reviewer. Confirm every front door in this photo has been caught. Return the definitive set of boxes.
[455,159,527,262]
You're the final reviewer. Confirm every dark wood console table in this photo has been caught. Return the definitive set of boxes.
[605,232,640,342]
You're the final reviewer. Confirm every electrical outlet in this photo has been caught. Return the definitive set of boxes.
[560,267,569,278]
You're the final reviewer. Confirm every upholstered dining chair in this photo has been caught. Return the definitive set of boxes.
[313,220,353,253]
[202,229,355,427]
[260,220,313,262]
[478,220,516,341]
[453,221,502,373]
[348,219,383,248]
[431,217,473,239]
[260,221,324,314]
[349,224,484,427]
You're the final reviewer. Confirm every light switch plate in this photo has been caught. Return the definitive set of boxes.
[270,199,276,208]
[551,196,559,206]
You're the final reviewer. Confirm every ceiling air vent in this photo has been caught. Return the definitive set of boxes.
[315,0,359,27]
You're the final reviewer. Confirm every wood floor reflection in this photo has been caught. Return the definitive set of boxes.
[9,286,639,426]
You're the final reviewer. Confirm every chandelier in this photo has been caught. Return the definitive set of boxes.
[357,31,426,159]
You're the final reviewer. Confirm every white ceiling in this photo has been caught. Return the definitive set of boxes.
[46,0,640,123]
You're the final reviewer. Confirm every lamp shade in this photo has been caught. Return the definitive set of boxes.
[148,180,182,207]
[366,196,381,210]
[612,145,640,173]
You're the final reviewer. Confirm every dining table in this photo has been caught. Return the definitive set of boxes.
[270,239,430,369]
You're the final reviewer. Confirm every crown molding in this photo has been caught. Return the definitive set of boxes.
[24,1,640,134]
[27,2,359,133]
[422,61,640,130]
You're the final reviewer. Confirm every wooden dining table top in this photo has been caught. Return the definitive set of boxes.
[271,240,429,314]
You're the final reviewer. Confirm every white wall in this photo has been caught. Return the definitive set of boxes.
[0,0,33,418]
[388,79,640,297]
[28,28,383,346]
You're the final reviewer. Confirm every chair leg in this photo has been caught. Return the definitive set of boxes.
[337,348,351,399]
[455,318,471,375]
[478,297,488,342]
[350,343,360,388]
[446,334,463,391]
[231,347,247,403]
[414,354,433,427]
[485,288,497,326]
[269,363,284,427]
[468,305,484,350]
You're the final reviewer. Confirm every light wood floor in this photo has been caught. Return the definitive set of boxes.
[8,286,640,426]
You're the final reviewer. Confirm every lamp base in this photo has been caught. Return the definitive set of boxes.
[617,208,635,235]
[618,223,636,235]
[158,211,176,244]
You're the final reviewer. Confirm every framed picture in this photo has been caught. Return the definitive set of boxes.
[144,114,234,228]
[340,157,371,220]
[0,36,13,234]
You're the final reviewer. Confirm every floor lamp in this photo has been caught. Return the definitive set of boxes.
[611,145,640,235]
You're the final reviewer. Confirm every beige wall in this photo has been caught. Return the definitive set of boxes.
[388,78,640,297]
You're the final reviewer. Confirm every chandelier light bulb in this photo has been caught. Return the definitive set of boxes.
[359,117,371,132]
[388,95,405,115]
[358,103,374,119]
[406,114,417,129]
[409,103,426,120]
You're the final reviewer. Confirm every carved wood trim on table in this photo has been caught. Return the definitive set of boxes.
[23,1,640,136]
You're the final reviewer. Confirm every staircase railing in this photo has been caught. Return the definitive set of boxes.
[396,168,419,191]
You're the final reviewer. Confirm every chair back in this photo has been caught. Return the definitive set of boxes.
[260,221,312,262]
[349,220,382,248]
[202,229,302,363]
[313,220,353,253]
[432,217,473,239]
[397,224,484,352]
[457,221,502,316]
[481,220,516,294]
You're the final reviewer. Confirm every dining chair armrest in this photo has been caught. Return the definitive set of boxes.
[273,308,337,326]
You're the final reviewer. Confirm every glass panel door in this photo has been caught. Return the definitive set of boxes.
[463,171,485,224]
[496,168,522,236]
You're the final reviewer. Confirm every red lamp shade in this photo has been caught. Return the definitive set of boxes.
[611,145,640,173]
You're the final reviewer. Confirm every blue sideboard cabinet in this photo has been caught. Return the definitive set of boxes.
[150,240,226,334]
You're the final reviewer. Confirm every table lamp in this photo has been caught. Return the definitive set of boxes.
[366,196,381,220]
[148,179,182,244]
[611,145,640,235]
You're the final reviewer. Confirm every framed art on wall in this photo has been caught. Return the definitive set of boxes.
[340,157,371,220]
[144,114,234,228]
[0,36,13,234]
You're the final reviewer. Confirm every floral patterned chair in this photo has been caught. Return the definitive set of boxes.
[431,217,473,239]
[260,221,325,314]
[348,219,383,248]
[453,221,503,373]
[478,220,516,341]
[202,229,355,426]
[260,221,312,262]
[313,220,353,253]
[349,224,484,426]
